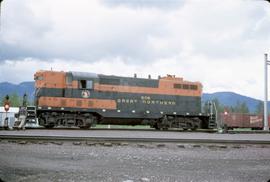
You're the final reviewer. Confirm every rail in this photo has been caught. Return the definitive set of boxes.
[1,135,270,145]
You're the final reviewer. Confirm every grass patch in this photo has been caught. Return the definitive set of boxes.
[232,128,252,131]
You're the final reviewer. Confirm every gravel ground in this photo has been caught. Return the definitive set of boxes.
[0,141,270,182]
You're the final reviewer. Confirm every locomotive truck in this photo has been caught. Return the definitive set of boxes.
[33,70,216,130]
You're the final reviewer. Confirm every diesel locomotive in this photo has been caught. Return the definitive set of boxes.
[34,70,216,130]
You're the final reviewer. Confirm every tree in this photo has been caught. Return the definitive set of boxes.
[240,102,249,113]
[234,101,241,113]
[1,93,22,107]
[1,93,33,107]
[0,96,6,106]
[255,101,263,114]
[212,98,225,113]
[203,98,225,113]
[233,101,249,113]
[9,93,22,107]
[229,106,235,113]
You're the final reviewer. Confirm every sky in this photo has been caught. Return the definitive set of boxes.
[0,0,270,99]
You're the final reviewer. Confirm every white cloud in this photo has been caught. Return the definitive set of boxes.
[0,54,264,99]
[0,0,270,100]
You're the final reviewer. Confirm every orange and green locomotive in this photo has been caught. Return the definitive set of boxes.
[34,70,215,130]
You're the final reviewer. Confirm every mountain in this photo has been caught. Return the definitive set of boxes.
[202,92,262,113]
[0,82,35,101]
[0,81,264,113]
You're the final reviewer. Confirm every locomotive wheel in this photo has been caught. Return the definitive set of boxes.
[44,124,55,129]
[78,118,93,129]
[79,125,91,129]
[153,123,160,130]
[153,123,162,130]
[79,123,91,129]
[191,120,201,131]
[77,120,85,128]
[154,122,169,130]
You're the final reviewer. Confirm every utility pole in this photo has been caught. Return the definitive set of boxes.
[264,53,270,131]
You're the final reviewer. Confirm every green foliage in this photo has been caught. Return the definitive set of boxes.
[8,93,21,107]
[0,93,32,107]
[255,101,263,114]
[240,101,249,113]
[203,98,225,113]
[212,98,225,113]
[232,101,249,113]
[204,98,250,114]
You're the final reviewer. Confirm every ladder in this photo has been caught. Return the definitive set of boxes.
[207,101,217,129]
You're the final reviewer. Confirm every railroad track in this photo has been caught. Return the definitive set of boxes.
[23,127,217,133]
[1,135,270,145]
[3,126,270,134]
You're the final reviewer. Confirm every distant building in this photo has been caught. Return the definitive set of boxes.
[0,107,19,128]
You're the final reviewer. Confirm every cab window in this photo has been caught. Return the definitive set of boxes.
[190,85,198,90]
[66,74,72,84]
[79,80,93,89]
[34,76,44,81]
[174,84,182,89]
[183,84,189,90]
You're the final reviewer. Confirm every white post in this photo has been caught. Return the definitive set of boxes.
[264,53,269,131]
[0,0,3,31]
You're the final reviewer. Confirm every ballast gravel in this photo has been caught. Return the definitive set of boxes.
[0,141,270,182]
